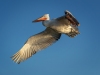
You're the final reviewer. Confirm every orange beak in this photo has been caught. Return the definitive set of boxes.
[32,16,47,22]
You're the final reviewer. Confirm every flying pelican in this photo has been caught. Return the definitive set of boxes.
[11,10,80,64]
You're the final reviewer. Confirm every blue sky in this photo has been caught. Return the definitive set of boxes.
[0,0,100,75]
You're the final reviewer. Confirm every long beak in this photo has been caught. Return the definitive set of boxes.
[32,16,47,22]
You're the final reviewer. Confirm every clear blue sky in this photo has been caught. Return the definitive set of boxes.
[0,0,100,75]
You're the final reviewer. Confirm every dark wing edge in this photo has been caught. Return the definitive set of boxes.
[11,28,61,64]
[65,10,80,26]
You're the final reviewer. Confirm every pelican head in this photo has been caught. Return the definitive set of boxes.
[32,14,50,22]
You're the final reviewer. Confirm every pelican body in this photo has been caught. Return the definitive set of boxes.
[11,10,80,64]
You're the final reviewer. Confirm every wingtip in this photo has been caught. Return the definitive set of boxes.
[64,10,71,14]
[78,24,80,26]
[65,10,68,14]
[32,21,35,23]
[11,57,21,64]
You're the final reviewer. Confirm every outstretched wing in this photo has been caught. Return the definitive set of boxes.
[65,10,80,26]
[56,10,80,26]
[64,11,80,37]
[56,10,80,37]
[11,28,61,64]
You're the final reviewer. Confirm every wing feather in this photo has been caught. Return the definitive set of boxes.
[56,11,80,26]
[11,28,61,64]
[56,11,80,37]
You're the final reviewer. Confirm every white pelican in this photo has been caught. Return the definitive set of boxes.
[11,10,80,64]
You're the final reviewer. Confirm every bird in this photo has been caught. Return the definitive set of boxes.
[11,10,80,64]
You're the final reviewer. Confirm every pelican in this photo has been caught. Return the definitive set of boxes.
[11,10,80,64]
